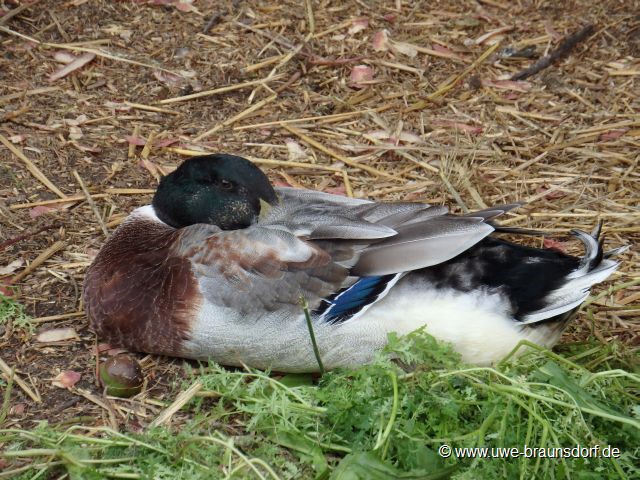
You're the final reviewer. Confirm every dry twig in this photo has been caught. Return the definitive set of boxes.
[511,25,596,80]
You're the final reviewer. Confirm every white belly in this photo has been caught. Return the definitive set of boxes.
[182,281,564,372]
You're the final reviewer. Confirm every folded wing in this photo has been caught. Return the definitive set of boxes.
[181,188,519,312]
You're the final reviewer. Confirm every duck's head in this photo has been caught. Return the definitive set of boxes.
[152,154,277,230]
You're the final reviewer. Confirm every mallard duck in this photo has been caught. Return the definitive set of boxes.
[84,154,624,371]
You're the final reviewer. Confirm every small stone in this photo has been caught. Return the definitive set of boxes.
[99,354,143,398]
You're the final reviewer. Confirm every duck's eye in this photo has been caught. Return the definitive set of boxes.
[219,179,234,190]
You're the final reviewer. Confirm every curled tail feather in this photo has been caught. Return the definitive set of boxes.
[522,225,625,324]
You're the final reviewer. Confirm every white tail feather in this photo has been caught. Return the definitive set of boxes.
[522,259,619,324]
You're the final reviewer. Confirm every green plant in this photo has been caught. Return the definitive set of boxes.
[0,293,34,335]
[1,331,638,479]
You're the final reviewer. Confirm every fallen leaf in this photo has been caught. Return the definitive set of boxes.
[93,343,128,356]
[371,29,418,57]
[48,53,96,82]
[349,65,374,88]
[155,138,179,148]
[29,205,56,218]
[86,248,100,261]
[431,44,465,60]
[53,370,81,389]
[0,278,14,297]
[482,79,532,92]
[65,114,88,127]
[382,13,397,23]
[175,47,190,58]
[372,30,389,51]
[107,348,129,356]
[175,0,195,12]
[543,238,568,254]
[144,0,197,11]
[36,327,78,343]
[0,259,24,276]
[545,191,566,200]
[139,158,162,181]
[389,40,418,57]
[104,101,132,111]
[53,51,76,64]
[325,186,347,196]
[599,129,627,142]
[348,17,369,35]
[68,126,83,140]
[153,70,185,87]
[404,189,429,201]
[108,162,125,180]
[96,342,114,355]
[431,120,483,135]
[8,134,25,143]
[473,11,495,23]
[21,123,58,132]
[367,130,423,144]
[537,184,566,200]
[543,21,563,42]
[120,29,133,41]
[70,142,101,153]
[285,138,308,162]
[178,69,197,78]
[475,26,514,45]
[10,403,25,415]
[19,41,37,51]
[273,180,292,187]
[125,135,147,146]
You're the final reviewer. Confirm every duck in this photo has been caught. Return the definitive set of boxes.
[83,154,625,372]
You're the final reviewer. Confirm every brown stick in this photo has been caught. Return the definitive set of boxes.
[0,357,42,403]
[0,0,41,26]
[194,94,278,141]
[283,125,401,180]
[511,25,596,81]
[0,223,60,252]
[202,0,242,33]
[72,170,109,238]
[0,134,67,199]
[274,71,302,94]
[148,381,203,428]
[308,56,364,66]
[12,241,66,284]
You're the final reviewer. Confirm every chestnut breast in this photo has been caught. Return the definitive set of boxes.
[83,218,202,356]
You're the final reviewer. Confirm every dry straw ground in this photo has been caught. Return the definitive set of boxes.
[0,0,638,441]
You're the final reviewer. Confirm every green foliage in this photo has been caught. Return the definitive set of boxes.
[1,330,638,479]
[0,293,34,335]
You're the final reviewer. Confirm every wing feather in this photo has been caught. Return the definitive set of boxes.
[174,223,353,314]
[174,188,519,312]
[352,216,494,276]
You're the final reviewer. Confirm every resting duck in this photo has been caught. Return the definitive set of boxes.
[84,154,624,371]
